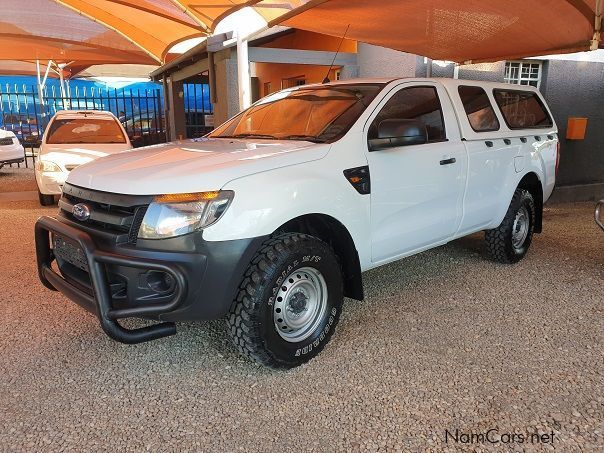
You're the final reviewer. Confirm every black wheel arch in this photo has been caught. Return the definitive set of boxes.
[277,214,364,301]
[517,172,544,233]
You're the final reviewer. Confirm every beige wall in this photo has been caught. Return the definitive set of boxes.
[211,49,239,126]
[252,29,358,98]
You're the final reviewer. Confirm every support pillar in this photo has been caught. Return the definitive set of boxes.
[166,77,186,141]
[237,34,251,110]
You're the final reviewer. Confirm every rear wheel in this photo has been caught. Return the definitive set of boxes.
[38,191,55,206]
[485,188,535,263]
[227,233,343,368]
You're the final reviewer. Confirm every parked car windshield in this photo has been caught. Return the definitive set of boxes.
[209,83,385,143]
[46,118,127,144]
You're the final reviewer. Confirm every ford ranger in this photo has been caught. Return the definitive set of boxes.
[35,78,559,368]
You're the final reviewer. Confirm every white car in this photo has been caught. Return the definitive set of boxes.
[35,78,559,368]
[0,129,25,169]
[35,110,132,205]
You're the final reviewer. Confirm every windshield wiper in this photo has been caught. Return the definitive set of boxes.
[281,135,326,143]
[231,133,279,140]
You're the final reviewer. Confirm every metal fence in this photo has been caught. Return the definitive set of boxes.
[0,83,167,168]
[183,82,214,138]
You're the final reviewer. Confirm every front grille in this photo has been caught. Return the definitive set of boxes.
[0,137,14,146]
[59,184,151,244]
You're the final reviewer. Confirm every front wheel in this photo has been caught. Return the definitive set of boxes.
[485,188,536,263]
[227,233,343,368]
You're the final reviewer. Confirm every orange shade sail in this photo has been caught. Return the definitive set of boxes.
[271,0,602,63]
[0,0,205,64]
[57,0,206,61]
[1,0,601,70]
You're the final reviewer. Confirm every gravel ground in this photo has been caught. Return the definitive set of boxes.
[0,194,602,451]
[0,164,37,193]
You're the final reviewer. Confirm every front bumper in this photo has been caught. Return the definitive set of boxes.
[35,215,265,344]
[0,144,25,165]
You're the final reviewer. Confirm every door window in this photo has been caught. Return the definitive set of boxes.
[369,86,446,142]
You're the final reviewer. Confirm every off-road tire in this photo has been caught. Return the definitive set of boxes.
[38,191,55,206]
[227,233,343,369]
[485,188,535,264]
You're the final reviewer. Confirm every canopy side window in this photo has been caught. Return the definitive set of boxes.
[458,85,500,132]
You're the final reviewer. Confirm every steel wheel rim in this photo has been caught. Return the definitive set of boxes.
[512,205,530,250]
[273,267,328,343]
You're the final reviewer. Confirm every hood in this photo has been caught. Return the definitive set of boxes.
[40,144,133,169]
[66,137,329,195]
[0,129,16,139]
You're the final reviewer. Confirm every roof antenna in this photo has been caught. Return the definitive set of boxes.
[323,24,350,84]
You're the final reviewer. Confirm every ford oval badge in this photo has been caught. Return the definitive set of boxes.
[72,203,91,221]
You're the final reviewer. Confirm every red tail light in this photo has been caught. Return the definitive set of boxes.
[555,141,561,178]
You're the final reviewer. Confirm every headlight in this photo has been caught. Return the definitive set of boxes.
[37,160,62,172]
[138,190,234,240]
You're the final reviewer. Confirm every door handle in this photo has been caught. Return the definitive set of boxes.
[440,158,456,165]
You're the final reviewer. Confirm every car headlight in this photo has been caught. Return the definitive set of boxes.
[37,160,62,172]
[138,191,234,240]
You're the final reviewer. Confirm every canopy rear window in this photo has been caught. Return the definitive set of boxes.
[493,89,553,129]
[46,118,126,144]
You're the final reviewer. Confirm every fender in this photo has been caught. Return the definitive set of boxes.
[488,142,552,231]
[203,151,373,269]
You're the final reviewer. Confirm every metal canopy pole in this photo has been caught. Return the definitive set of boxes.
[592,0,602,50]
[208,52,217,104]
[57,64,68,109]
[36,60,52,116]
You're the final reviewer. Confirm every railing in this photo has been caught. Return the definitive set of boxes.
[1,82,214,170]
[596,200,604,231]
[0,84,168,168]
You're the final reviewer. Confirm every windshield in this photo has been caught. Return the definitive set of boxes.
[209,84,385,143]
[46,118,127,144]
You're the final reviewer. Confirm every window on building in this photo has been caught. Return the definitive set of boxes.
[335,70,341,81]
[493,89,553,129]
[282,76,306,89]
[369,86,446,142]
[458,86,500,132]
[264,82,271,97]
[504,61,542,87]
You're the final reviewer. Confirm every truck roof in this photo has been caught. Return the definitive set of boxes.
[304,77,540,93]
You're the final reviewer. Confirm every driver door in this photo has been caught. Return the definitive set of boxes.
[367,83,467,263]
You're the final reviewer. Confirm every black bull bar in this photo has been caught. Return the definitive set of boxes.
[35,216,187,344]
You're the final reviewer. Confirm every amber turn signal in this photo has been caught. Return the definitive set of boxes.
[154,191,220,203]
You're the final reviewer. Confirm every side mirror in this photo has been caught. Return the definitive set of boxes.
[368,119,428,151]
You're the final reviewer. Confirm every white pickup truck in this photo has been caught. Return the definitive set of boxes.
[35,78,559,368]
